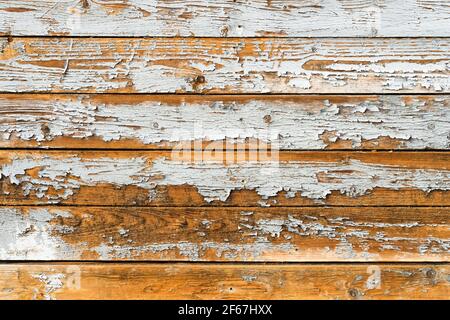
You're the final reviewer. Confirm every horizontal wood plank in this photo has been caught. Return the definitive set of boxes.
[1,206,449,262]
[1,0,449,37]
[0,263,448,299]
[1,37,450,93]
[0,151,449,206]
[1,94,449,150]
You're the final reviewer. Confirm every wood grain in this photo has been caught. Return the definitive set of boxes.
[0,150,449,206]
[0,263,448,300]
[2,0,450,302]
[1,0,449,37]
[1,37,450,93]
[1,94,449,150]
[1,206,449,262]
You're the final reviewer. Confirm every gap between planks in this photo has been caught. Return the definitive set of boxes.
[5,36,450,39]
[0,91,449,96]
[0,261,449,265]
[0,204,449,208]
[1,149,450,152]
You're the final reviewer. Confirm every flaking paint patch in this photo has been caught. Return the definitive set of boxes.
[253,215,450,258]
[92,240,295,261]
[254,216,366,259]
[150,158,450,202]
[1,96,448,149]
[1,0,450,37]
[0,38,449,93]
[1,207,448,261]
[0,156,154,202]
[32,272,65,300]
[1,155,450,203]
[242,275,257,282]
[0,208,82,259]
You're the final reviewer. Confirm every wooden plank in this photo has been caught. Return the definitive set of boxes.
[0,150,449,206]
[1,94,449,150]
[1,37,450,94]
[1,0,449,37]
[1,206,449,262]
[0,263,448,300]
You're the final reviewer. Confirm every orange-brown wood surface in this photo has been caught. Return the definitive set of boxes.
[0,151,449,207]
[1,0,449,301]
[0,263,448,300]
[1,206,449,262]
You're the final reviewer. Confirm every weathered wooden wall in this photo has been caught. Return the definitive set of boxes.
[0,0,449,300]
[1,0,449,37]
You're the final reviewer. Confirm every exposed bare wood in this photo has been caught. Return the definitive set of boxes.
[0,263,448,300]
[1,206,449,262]
[1,38,450,93]
[1,94,449,150]
[0,151,449,206]
[1,0,449,37]
[2,0,450,303]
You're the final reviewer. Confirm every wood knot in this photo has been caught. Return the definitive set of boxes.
[41,124,51,138]
[220,25,229,37]
[348,288,360,298]
[194,75,205,84]
[191,75,206,91]
[81,0,90,9]
[426,269,436,278]
[263,114,272,124]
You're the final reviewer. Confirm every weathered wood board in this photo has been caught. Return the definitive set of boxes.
[1,0,449,37]
[1,0,450,301]
[1,37,450,93]
[0,263,448,300]
[1,94,449,150]
[1,206,449,262]
[1,151,449,206]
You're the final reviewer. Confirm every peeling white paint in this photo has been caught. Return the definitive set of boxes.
[288,78,311,89]
[328,62,448,74]
[32,272,65,300]
[0,207,296,261]
[0,208,81,259]
[1,0,449,37]
[149,158,450,202]
[242,275,257,282]
[1,155,449,203]
[0,38,449,93]
[92,240,295,261]
[0,156,155,202]
[1,207,448,261]
[253,215,450,258]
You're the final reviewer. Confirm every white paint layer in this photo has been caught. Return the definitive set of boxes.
[1,0,449,37]
[0,208,81,259]
[1,95,449,149]
[0,155,449,203]
[0,38,449,93]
